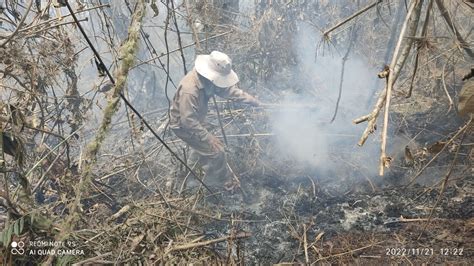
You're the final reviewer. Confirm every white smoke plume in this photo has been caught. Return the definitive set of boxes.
[268,22,391,179]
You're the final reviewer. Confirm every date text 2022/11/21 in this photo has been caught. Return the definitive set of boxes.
[385,248,464,256]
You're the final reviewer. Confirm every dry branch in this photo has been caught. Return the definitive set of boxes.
[323,0,382,37]
[18,3,110,33]
[380,0,424,176]
[166,232,251,254]
[303,224,309,264]
[353,0,423,175]
[354,0,423,143]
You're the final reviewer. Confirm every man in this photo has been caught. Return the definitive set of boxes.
[170,51,260,187]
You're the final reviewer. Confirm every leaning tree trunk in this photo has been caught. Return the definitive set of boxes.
[46,1,146,263]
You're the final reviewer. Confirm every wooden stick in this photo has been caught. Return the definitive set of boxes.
[216,133,358,138]
[259,103,319,109]
[303,224,309,264]
[212,96,228,146]
[218,133,275,138]
[225,160,247,198]
[166,232,251,253]
[389,217,429,223]
[355,91,386,146]
[168,133,357,146]
[353,114,371,124]
[359,255,382,259]
[380,0,422,176]
[314,241,384,262]
[384,215,450,224]
[107,205,131,222]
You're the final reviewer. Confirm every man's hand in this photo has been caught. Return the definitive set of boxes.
[250,97,262,107]
[209,135,224,153]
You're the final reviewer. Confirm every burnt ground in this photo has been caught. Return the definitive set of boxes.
[191,171,474,264]
[4,96,471,265]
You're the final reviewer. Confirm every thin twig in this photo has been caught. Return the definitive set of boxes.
[166,232,251,254]
[435,0,474,58]
[405,117,472,187]
[169,0,187,74]
[313,241,385,263]
[303,224,309,264]
[0,0,33,47]
[132,31,232,69]
[212,96,228,146]
[441,56,454,113]
[407,0,434,98]
[331,23,358,123]
[323,0,382,37]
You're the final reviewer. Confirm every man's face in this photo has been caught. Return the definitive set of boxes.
[198,73,224,96]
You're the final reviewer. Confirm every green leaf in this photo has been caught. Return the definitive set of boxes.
[57,255,74,266]
[2,231,6,248]
[13,220,19,236]
[3,227,7,246]
[3,225,13,247]
[35,215,52,230]
[19,217,24,234]
[8,224,13,241]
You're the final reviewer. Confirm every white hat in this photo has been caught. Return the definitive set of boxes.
[195,51,239,88]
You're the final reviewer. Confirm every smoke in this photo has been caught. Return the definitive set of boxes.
[268,22,385,178]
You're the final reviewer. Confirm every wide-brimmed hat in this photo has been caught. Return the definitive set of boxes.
[195,51,239,88]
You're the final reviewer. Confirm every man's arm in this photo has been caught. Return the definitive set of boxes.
[215,85,260,106]
[179,92,224,152]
